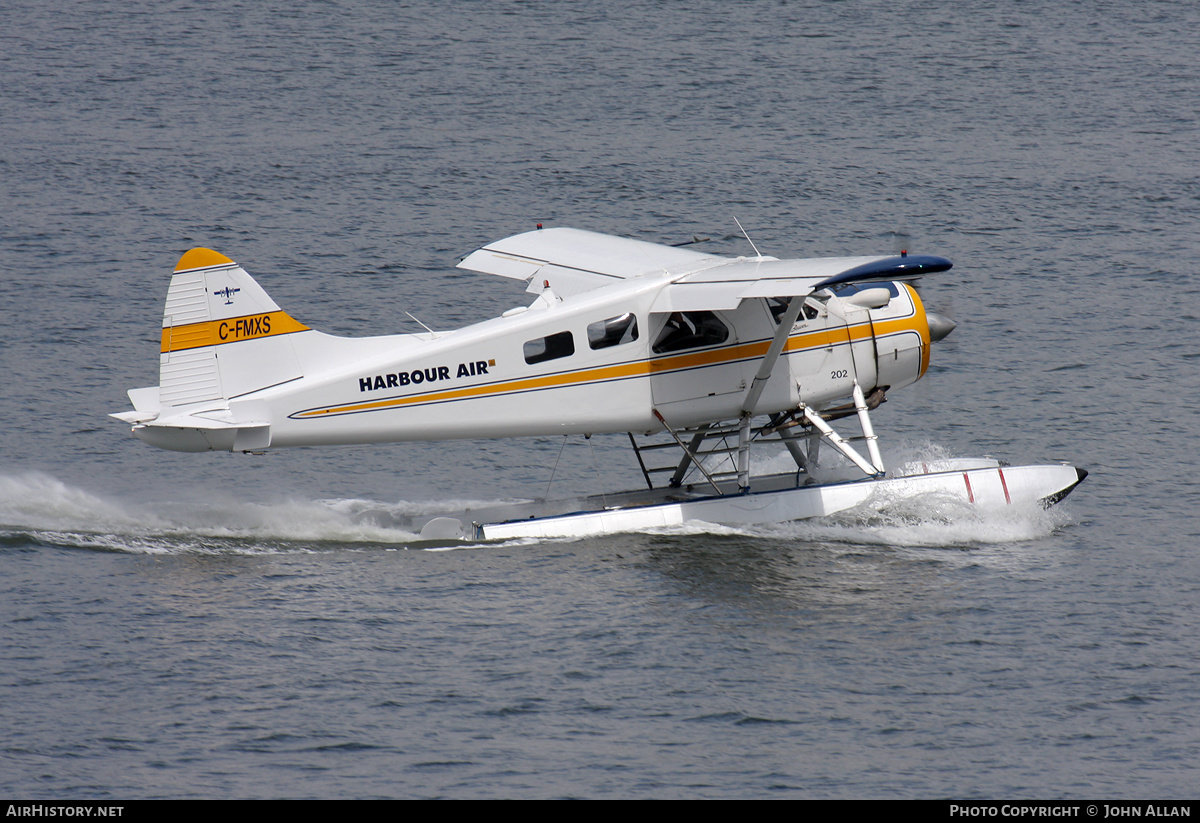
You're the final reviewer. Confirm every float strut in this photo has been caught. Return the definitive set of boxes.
[653,409,724,495]
[737,416,752,492]
[801,404,883,478]
[853,381,885,474]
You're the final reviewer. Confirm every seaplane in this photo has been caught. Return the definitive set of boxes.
[112,225,1086,541]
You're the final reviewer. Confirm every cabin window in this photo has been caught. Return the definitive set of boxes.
[523,331,575,365]
[652,311,729,354]
[587,313,639,350]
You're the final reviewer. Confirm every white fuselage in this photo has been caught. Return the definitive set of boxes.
[169,278,929,451]
[118,238,935,453]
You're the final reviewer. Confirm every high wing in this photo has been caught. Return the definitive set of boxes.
[652,253,954,311]
[457,226,952,307]
[457,226,730,297]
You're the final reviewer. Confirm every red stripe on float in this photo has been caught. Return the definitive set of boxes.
[998,467,1011,504]
[963,473,974,503]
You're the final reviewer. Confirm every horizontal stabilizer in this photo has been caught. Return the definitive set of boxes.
[133,426,269,453]
[110,386,162,424]
[109,410,157,425]
[127,409,271,452]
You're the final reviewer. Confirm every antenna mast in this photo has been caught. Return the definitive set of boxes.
[733,217,764,258]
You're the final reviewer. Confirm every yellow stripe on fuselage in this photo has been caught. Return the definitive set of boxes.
[161,311,310,353]
[291,305,929,421]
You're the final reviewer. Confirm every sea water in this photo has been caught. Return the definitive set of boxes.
[2,0,1199,799]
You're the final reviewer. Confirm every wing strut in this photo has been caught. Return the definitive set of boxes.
[741,297,807,417]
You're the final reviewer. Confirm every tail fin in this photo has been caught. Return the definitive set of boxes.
[158,248,310,407]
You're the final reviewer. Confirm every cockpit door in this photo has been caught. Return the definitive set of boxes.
[648,310,744,423]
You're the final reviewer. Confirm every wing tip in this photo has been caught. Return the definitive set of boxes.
[815,254,953,289]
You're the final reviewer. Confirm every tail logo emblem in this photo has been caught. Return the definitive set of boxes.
[213,286,241,304]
